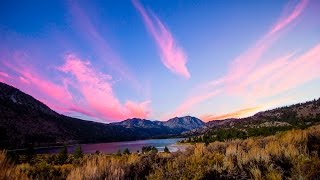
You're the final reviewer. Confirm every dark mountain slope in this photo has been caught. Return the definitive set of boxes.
[0,82,205,149]
[0,83,165,149]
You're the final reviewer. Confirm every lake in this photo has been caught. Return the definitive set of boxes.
[34,138,188,154]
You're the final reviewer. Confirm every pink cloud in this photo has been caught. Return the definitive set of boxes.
[0,71,10,82]
[59,54,151,121]
[68,106,95,118]
[132,0,190,78]
[1,56,76,113]
[203,44,320,121]
[5,68,72,104]
[250,43,320,99]
[169,0,311,118]
[225,0,308,87]
[231,53,294,98]
[2,60,77,113]
[19,76,30,84]
[269,0,308,35]
[0,71,10,78]
[125,100,151,119]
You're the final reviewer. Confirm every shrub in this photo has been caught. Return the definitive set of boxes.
[123,148,130,155]
[73,146,83,159]
[57,145,68,164]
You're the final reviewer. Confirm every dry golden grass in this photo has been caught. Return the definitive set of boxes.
[1,124,320,179]
[0,151,28,180]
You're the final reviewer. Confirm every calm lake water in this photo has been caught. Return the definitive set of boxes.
[34,138,187,154]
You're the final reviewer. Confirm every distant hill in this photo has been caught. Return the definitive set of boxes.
[205,98,320,129]
[184,98,320,143]
[0,82,205,149]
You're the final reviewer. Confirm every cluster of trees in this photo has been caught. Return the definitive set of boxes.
[141,146,158,153]
[115,146,170,156]
[116,148,131,156]
[183,126,297,144]
[56,145,83,164]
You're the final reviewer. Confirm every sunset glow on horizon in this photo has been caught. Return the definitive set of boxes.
[1,0,320,122]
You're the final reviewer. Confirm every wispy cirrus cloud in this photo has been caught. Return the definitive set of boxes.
[248,43,320,100]
[223,0,308,89]
[269,0,308,35]
[0,71,10,82]
[170,0,315,120]
[200,106,261,122]
[167,90,221,119]
[68,0,141,89]
[132,0,190,78]
[0,71,10,78]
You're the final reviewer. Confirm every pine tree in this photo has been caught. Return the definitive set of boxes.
[151,146,158,153]
[123,148,130,155]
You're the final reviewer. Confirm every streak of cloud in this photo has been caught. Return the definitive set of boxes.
[132,0,190,78]
[68,0,141,89]
[166,90,221,120]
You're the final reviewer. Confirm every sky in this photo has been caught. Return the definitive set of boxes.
[0,0,320,123]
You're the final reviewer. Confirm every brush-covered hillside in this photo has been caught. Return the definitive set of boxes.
[183,98,320,143]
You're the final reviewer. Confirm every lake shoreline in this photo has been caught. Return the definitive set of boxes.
[6,137,185,152]
[7,138,187,154]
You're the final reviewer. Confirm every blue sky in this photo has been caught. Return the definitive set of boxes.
[1,0,320,122]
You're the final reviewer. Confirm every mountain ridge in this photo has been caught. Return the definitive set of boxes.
[0,82,204,149]
[113,116,205,132]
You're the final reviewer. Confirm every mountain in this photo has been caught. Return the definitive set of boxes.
[113,118,163,128]
[112,116,206,136]
[0,82,204,149]
[164,116,205,130]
